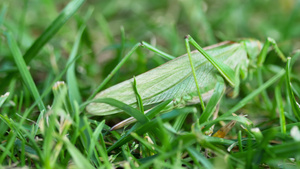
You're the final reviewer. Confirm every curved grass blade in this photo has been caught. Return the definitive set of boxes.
[90,120,112,168]
[0,131,18,163]
[187,147,213,169]
[285,57,300,120]
[14,123,43,163]
[63,137,94,169]
[0,114,26,143]
[87,43,140,100]
[87,120,105,158]
[220,68,285,118]
[23,0,85,63]
[110,99,172,130]
[84,98,149,124]
[5,32,46,133]
[0,99,42,161]
[130,132,161,154]
[66,10,93,109]
[66,25,85,107]
[84,119,104,167]
[107,107,196,152]
[172,113,189,133]
[199,78,225,124]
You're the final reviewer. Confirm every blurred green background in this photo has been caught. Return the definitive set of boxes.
[1,0,300,101]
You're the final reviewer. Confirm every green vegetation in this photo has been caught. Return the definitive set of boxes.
[1,0,300,168]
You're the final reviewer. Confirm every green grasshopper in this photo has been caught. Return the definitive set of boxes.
[86,35,286,130]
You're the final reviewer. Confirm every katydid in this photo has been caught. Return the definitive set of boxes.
[86,35,286,130]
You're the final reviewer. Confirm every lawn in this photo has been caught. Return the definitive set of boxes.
[1,0,300,168]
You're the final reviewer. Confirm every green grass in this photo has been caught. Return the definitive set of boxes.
[1,0,300,168]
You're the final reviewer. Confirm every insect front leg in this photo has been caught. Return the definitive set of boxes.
[184,35,240,136]
[255,38,287,111]
[185,35,237,87]
[257,37,287,67]
[184,35,244,111]
[185,41,238,135]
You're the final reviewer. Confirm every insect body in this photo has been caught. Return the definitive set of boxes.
[86,38,265,116]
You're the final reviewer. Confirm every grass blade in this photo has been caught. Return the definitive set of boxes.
[107,107,196,152]
[109,99,173,130]
[66,26,85,106]
[275,85,286,134]
[256,67,272,110]
[285,57,300,120]
[63,137,94,169]
[5,32,46,133]
[220,68,285,118]
[187,147,213,169]
[199,78,225,123]
[87,43,140,100]
[133,77,144,113]
[141,41,176,60]
[23,0,85,63]
[85,98,149,124]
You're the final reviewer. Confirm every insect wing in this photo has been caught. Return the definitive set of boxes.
[87,43,248,115]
